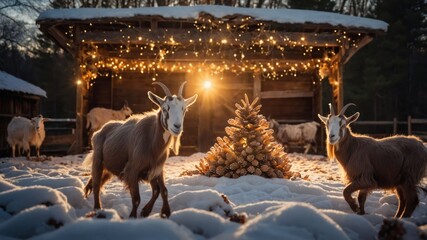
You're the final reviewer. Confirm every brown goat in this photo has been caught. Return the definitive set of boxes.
[83,81,197,218]
[318,103,427,218]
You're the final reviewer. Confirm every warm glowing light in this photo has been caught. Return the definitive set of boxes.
[76,80,82,85]
[203,80,212,89]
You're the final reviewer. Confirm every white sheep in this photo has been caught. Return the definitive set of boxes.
[7,115,46,159]
[269,119,320,154]
[85,104,133,132]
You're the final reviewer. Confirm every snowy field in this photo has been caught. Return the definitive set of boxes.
[0,152,426,239]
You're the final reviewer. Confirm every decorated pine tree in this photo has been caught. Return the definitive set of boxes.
[196,94,293,179]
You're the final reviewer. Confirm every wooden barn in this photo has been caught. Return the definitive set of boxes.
[0,71,47,156]
[36,6,387,154]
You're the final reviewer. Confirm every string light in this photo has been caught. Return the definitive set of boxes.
[74,17,362,88]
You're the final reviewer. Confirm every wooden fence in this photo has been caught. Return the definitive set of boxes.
[352,116,427,140]
[7,116,426,157]
[276,116,427,154]
[42,118,76,155]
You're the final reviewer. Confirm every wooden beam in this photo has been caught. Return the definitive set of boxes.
[76,28,342,47]
[46,25,76,56]
[342,35,373,64]
[98,45,326,61]
[260,90,313,99]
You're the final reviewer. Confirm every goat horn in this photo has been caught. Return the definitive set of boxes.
[152,82,171,96]
[339,103,356,116]
[178,81,187,97]
[328,103,335,115]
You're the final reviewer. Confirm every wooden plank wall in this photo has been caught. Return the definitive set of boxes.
[260,73,317,121]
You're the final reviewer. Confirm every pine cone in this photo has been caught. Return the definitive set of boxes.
[216,166,225,176]
[251,160,259,167]
[261,165,269,172]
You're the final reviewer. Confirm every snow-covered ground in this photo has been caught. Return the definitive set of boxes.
[0,152,426,239]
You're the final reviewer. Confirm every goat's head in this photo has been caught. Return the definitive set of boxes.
[318,103,360,145]
[121,104,133,118]
[148,81,198,136]
[31,115,45,132]
[268,118,279,131]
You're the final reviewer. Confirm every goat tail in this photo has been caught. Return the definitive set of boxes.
[82,151,94,169]
[82,152,94,197]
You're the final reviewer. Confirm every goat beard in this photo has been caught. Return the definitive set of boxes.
[326,142,339,161]
[170,134,182,155]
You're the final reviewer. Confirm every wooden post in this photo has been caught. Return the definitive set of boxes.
[75,79,85,154]
[328,64,339,112]
[336,62,344,112]
[74,45,89,154]
[198,90,212,152]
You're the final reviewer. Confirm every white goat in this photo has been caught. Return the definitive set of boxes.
[7,115,46,159]
[86,104,133,132]
[269,119,320,154]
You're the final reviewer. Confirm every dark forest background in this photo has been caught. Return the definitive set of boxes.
[0,0,426,121]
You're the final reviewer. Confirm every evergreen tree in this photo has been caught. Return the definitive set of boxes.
[30,0,76,117]
[344,0,426,120]
[32,33,76,117]
[196,95,293,179]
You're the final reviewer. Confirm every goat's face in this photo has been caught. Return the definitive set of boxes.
[268,119,279,130]
[31,115,45,132]
[148,82,198,136]
[121,105,133,118]
[318,103,359,145]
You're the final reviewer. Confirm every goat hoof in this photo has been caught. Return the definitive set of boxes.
[141,209,150,218]
[349,204,359,213]
[357,210,365,215]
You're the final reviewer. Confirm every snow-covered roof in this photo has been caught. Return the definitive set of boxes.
[0,71,47,98]
[37,5,388,32]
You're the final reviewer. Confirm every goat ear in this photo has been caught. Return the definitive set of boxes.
[346,112,360,125]
[148,91,164,107]
[184,94,198,108]
[318,114,328,124]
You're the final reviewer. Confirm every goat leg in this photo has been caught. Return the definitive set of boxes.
[395,186,406,218]
[11,145,15,158]
[158,174,170,218]
[343,182,370,213]
[129,182,141,218]
[357,190,369,215]
[400,184,419,218]
[303,144,310,154]
[141,179,160,217]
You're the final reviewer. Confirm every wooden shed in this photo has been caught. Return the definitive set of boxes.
[36,6,387,154]
[0,71,47,156]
